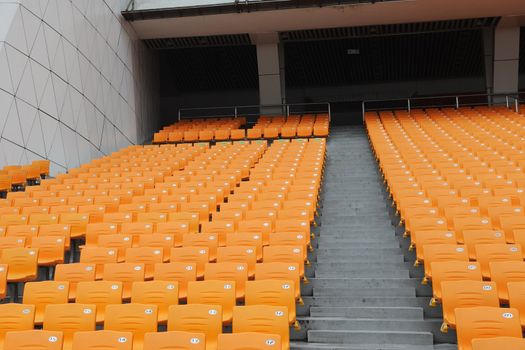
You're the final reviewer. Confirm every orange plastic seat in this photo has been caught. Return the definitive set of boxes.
[263,246,305,278]
[71,330,133,350]
[144,331,206,350]
[105,304,158,350]
[440,280,499,332]
[153,263,197,300]
[168,304,222,350]
[0,247,38,282]
[43,303,97,350]
[138,234,174,261]
[131,280,178,323]
[508,281,525,326]
[4,330,63,350]
[455,307,522,350]
[217,246,257,278]
[232,305,289,350]
[474,244,523,278]
[22,281,69,324]
[125,247,163,279]
[102,263,145,300]
[85,223,119,245]
[230,129,245,140]
[54,263,96,300]
[183,233,219,261]
[430,261,482,303]
[76,281,123,323]
[187,280,236,324]
[217,332,281,350]
[488,261,525,302]
[472,337,525,350]
[97,234,133,262]
[255,262,301,300]
[31,236,65,266]
[80,247,119,279]
[170,247,210,279]
[0,303,35,349]
[245,279,296,325]
[59,213,89,239]
[204,262,248,300]
[247,128,262,139]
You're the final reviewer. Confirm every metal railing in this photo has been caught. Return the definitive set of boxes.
[361,93,522,121]
[177,102,331,122]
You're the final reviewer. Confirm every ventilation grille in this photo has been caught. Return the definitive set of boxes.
[281,17,500,41]
[144,34,252,49]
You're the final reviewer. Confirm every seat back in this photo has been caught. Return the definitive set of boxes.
[4,330,63,350]
[71,330,133,350]
[232,305,290,350]
[245,279,296,324]
[217,332,281,350]
[143,331,206,350]
[455,307,522,350]
[168,304,222,350]
[105,304,158,349]
[187,280,236,323]
[76,281,123,323]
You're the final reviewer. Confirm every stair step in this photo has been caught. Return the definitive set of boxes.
[309,306,424,319]
[307,330,434,346]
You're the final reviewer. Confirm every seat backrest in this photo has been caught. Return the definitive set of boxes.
[255,262,301,300]
[22,281,69,324]
[507,281,525,327]
[204,262,248,300]
[430,261,482,301]
[168,304,222,350]
[217,332,281,350]
[0,303,35,347]
[187,280,236,323]
[472,337,525,350]
[170,247,210,278]
[131,281,179,322]
[76,281,123,323]
[4,330,63,350]
[262,246,304,277]
[474,244,523,278]
[488,261,525,301]
[143,331,206,350]
[54,263,96,299]
[441,280,499,329]
[232,305,289,350]
[153,262,197,300]
[245,279,296,324]
[455,307,522,350]
[43,303,96,348]
[105,304,158,348]
[71,330,133,350]
[102,263,146,300]
[463,230,506,259]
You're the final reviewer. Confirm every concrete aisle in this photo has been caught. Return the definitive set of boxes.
[292,126,457,350]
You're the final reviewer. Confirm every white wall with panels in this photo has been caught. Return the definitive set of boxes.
[0,0,159,175]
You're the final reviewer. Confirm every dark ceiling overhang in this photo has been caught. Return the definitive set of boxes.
[143,17,500,50]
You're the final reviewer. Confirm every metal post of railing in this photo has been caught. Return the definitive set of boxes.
[234,107,238,118]
[178,109,181,121]
[327,103,331,121]
[506,96,510,108]
[286,105,290,117]
[361,101,366,122]
[455,96,459,109]
[407,99,411,113]
[515,99,520,113]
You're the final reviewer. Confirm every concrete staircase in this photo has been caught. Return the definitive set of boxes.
[292,126,457,350]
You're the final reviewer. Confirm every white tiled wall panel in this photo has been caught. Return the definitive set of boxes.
[0,0,159,175]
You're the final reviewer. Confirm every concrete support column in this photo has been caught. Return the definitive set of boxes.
[484,19,521,104]
[250,32,285,115]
